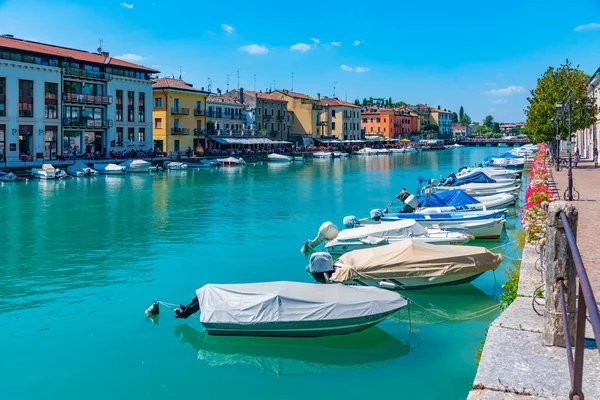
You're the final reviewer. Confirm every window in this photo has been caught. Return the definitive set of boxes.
[174,139,180,152]
[116,127,123,146]
[331,110,336,117]
[127,91,134,122]
[174,119,180,129]
[128,127,135,142]
[44,126,58,159]
[362,118,367,123]
[18,80,34,118]
[138,128,145,143]
[376,118,381,123]
[0,77,5,116]
[44,82,58,119]
[155,118,162,129]
[0,124,5,161]
[116,90,123,121]
[332,122,336,131]
[154,97,162,108]
[138,93,145,122]
[82,83,103,96]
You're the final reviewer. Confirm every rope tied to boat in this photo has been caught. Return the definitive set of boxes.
[406,298,503,323]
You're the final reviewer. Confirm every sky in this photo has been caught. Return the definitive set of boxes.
[1,0,600,122]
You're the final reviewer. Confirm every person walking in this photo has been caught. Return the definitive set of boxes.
[594,148,598,168]
[573,150,580,168]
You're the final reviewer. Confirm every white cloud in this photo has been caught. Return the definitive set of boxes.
[574,22,600,32]
[492,99,508,104]
[331,41,341,46]
[290,43,311,52]
[151,64,161,68]
[352,40,363,46]
[484,81,496,86]
[340,65,370,73]
[120,2,133,9]
[310,38,320,44]
[483,85,525,96]
[115,53,143,62]
[239,44,268,55]
[221,24,234,34]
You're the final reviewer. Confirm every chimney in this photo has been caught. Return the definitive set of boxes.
[217,88,222,96]
[317,93,321,100]
[101,51,110,58]
[239,88,244,104]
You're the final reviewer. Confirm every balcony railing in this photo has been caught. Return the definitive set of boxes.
[194,108,204,116]
[317,120,328,126]
[171,108,190,115]
[206,111,223,118]
[194,129,206,136]
[64,67,111,81]
[171,127,190,135]
[63,118,113,129]
[263,114,272,120]
[63,93,113,105]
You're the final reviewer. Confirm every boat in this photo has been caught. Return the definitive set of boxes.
[462,185,521,197]
[379,209,508,223]
[313,151,332,158]
[332,151,349,158]
[429,171,519,193]
[451,144,464,148]
[0,171,17,182]
[399,189,515,214]
[377,149,390,155]
[66,161,97,177]
[120,159,153,173]
[171,281,407,337]
[456,167,520,181]
[308,239,503,290]
[217,157,246,166]
[94,163,127,175]
[484,152,525,168]
[356,148,378,156]
[302,220,471,255]
[165,161,188,170]
[187,160,221,168]
[31,164,66,180]
[389,148,407,154]
[267,153,293,163]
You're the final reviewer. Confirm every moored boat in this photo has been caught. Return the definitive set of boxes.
[31,164,66,180]
[171,281,407,337]
[0,170,17,182]
[94,163,127,175]
[379,209,508,223]
[66,161,97,177]
[313,151,332,158]
[120,159,153,173]
[187,160,221,168]
[356,147,378,156]
[267,153,293,163]
[165,161,188,170]
[456,167,520,181]
[217,157,246,166]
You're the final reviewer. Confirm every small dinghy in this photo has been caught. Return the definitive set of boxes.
[268,153,293,163]
[457,167,520,181]
[66,161,97,177]
[0,170,16,182]
[400,190,515,213]
[31,164,66,180]
[356,147,378,156]
[308,239,503,290]
[380,209,508,223]
[172,281,407,337]
[217,157,246,166]
[313,151,332,159]
[120,159,153,173]
[94,163,126,175]
[165,161,188,170]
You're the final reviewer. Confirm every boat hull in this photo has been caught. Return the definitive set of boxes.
[381,209,508,223]
[324,234,470,256]
[335,272,486,290]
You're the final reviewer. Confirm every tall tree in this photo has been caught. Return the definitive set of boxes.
[525,60,597,143]
[354,98,360,106]
[483,115,494,128]
[450,112,459,123]
[492,122,501,133]
[362,98,368,106]
[460,114,472,125]
[459,106,464,121]
[437,105,441,110]
[388,97,393,107]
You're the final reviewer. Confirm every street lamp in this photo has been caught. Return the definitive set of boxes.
[551,117,560,171]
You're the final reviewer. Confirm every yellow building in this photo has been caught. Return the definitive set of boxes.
[152,77,209,153]
[272,90,323,138]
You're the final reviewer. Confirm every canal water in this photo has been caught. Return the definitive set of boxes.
[0,147,523,400]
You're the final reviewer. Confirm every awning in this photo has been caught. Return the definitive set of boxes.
[209,136,291,145]
[314,138,342,144]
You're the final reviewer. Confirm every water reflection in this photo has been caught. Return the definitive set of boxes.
[174,324,410,376]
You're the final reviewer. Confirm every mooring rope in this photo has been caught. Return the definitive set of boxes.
[406,298,502,323]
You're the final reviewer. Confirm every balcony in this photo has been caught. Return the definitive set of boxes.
[193,108,204,116]
[263,114,272,120]
[206,111,223,118]
[194,129,206,136]
[317,120,328,126]
[64,67,111,81]
[63,118,113,129]
[171,107,190,115]
[171,127,190,135]
[63,93,113,105]
[276,114,285,121]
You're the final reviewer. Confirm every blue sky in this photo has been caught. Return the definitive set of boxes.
[2,0,600,122]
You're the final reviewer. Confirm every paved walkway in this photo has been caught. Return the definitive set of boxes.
[550,158,600,294]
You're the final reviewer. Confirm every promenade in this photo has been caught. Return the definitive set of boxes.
[551,158,600,293]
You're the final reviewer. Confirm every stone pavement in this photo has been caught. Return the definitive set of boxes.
[550,158,600,295]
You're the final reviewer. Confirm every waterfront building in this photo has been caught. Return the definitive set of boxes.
[452,122,467,138]
[206,93,246,133]
[397,108,420,136]
[410,104,452,139]
[271,90,323,140]
[361,107,420,139]
[319,98,361,140]
[152,77,209,153]
[0,34,158,162]
[225,89,289,140]
[575,69,600,157]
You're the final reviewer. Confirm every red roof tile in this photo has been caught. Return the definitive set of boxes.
[152,77,209,93]
[273,90,316,100]
[207,94,243,106]
[243,90,287,102]
[0,35,159,73]
[320,98,360,108]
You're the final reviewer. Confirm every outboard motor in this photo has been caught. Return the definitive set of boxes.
[370,209,384,221]
[443,174,456,187]
[343,215,360,229]
[301,222,339,253]
[308,252,335,283]
[401,194,419,213]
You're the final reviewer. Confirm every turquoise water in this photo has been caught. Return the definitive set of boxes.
[0,148,523,400]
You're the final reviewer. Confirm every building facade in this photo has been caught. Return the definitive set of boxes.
[225,89,289,140]
[430,108,453,139]
[452,122,467,138]
[361,107,394,138]
[152,77,209,153]
[0,34,157,162]
[320,98,361,140]
[271,90,323,138]
[206,93,245,133]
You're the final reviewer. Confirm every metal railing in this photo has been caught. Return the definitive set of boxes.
[171,107,190,115]
[193,108,204,116]
[64,67,111,81]
[557,211,600,399]
[193,129,206,136]
[63,93,113,105]
[171,128,190,135]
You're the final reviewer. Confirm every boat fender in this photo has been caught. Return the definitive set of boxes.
[343,215,360,228]
[145,300,160,316]
[378,281,399,290]
[301,222,339,252]
[369,209,384,221]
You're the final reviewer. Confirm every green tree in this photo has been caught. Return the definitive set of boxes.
[437,105,441,110]
[493,122,501,133]
[388,97,392,107]
[362,98,368,106]
[459,106,464,121]
[525,60,597,142]
[354,98,360,106]
[460,113,472,125]
[483,115,494,128]
[451,112,458,123]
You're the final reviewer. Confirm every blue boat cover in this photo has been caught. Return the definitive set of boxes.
[451,171,496,186]
[495,152,523,159]
[417,189,480,207]
[418,176,431,183]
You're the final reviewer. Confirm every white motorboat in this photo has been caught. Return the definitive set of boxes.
[389,148,407,154]
[171,281,407,337]
[451,144,464,148]
[302,220,471,256]
[66,161,97,177]
[432,181,517,192]
[313,151,332,159]
[267,153,293,163]
[31,164,66,180]
[165,161,188,170]
[0,171,16,182]
[94,163,126,175]
[456,167,520,181]
[308,240,503,290]
[462,185,521,197]
[419,217,506,239]
[417,193,516,213]
[120,159,153,173]
[377,149,390,155]
[356,148,378,156]
[187,160,221,168]
[217,157,246,166]
[332,151,349,158]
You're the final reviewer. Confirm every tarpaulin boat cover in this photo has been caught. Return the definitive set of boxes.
[485,152,524,162]
[335,220,428,241]
[451,171,496,186]
[196,281,407,326]
[417,190,480,207]
[331,239,503,282]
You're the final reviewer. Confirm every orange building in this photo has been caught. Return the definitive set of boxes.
[361,107,419,138]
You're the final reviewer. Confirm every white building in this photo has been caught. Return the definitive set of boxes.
[206,93,246,133]
[575,68,600,159]
[0,34,158,163]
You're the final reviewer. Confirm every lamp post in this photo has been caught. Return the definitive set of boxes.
[551,117,560,171]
